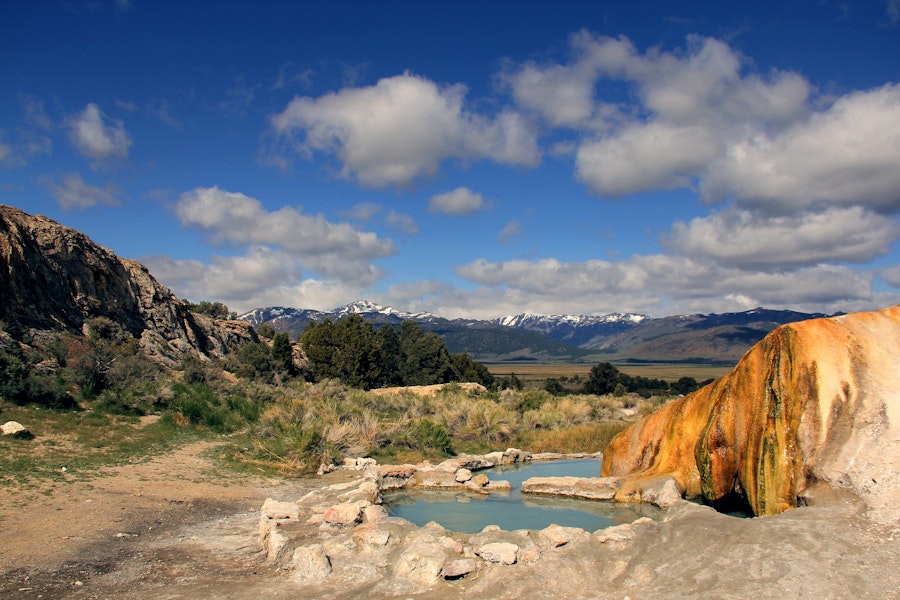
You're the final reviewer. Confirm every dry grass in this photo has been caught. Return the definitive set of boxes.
[234,379,671,473]
[521,422,630,454]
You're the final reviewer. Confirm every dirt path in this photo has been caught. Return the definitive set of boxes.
[0,439,316,599]
[2,442,897,599]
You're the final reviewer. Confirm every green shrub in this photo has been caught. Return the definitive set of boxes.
[94,389,146,416]
[412,419,453,455]
[167,382,236,433]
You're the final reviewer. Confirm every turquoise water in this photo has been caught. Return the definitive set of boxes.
[385,459,662,534]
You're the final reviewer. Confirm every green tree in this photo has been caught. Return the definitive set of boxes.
[301,315,383,389]
[583,362,623,395]
[257,322,276,339]
[0,351,27,403]
[499,372,523,391]
[271,332,295,375]
[672,376,700,395]
[233,341,273,381]
[398,320,454,386]
[544,377,566,396]
[376,325,402,386]
[451,352,494,388]
[190,301,235,320]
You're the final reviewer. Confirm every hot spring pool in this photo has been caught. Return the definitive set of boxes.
[385,458,663,534]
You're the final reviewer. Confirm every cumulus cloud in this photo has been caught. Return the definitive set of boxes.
[270,73,539,187]
[525,33,811,198]
[576,122,719,196]
[43,172,122,210]
[453,255,875,318]
[428,187,486,215]
[175,186,396,273]
[502,59,604,128]
[512,31,900,220]
[880,264,900,288]
[144,251,366,313]
[385,210,419,237]
[68,103,132,167]
[666,206,898,267]
[148,186,400,312]
[701,84,900,212]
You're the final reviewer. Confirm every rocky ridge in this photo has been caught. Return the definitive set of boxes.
[602,305,900,524]
[0,205,255,365]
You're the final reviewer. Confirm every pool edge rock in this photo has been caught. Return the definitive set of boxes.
[256,449,665,595]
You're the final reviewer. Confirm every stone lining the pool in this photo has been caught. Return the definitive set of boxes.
[258,448,681,590]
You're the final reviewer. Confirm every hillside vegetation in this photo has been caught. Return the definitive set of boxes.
[1,311,683,479]
[0,206,699,480]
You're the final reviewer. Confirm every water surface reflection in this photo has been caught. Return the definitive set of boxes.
[385,459,662,533]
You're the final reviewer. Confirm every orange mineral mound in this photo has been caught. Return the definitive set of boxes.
[602,305,900,521]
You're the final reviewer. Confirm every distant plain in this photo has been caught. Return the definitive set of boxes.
[484,361,734,384]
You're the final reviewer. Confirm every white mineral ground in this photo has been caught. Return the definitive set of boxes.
[4,438,891,599]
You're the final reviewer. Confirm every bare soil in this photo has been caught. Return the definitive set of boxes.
[2,442,897,599]
[0,439,317,599]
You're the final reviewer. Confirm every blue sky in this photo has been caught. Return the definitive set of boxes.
[2,0,899,319]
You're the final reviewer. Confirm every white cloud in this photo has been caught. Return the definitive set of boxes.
[879,264,900,288]
[270,73,539,187]
[504,32,819,200]
[175,186,395,267]
[702,84,900,212]
[170,186,393,294]
[43,172,122,210]
[150,186,402,311]
[502,60,602,128]
[428,187,486,215]
[341,202,382,222]
[385,210,419,237]
[452,255,875,318]
[68,103,132,167]
[667,207,898,267]
[497,220,521,243]
[576,122,718,196]
[144,251,366,313]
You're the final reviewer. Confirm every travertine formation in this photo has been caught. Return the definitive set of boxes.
[258,449,653,594]
[0,204,255,365]
[602,306,900,523]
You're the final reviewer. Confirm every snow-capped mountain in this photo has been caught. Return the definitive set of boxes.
[237,301,828,364]
[492,311,652,347]
[237,301,443,335]
[237,306,327,329]
[331,300,439,322]
[495,311,650,328]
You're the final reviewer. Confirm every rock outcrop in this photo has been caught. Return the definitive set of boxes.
[0,205,255,365]
[602,306,900,523]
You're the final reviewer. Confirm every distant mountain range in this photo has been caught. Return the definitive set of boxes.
[239,301,834,365]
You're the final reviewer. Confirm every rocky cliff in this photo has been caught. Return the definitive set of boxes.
[602,306,900,523]
[0,205,255,365]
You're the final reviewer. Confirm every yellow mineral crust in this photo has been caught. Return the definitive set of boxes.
[602,305,900,519]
